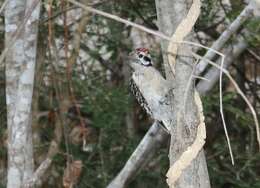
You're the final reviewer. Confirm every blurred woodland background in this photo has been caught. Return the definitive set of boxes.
[0,0,260,188]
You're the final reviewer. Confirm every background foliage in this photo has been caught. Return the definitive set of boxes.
[0,0,260,187]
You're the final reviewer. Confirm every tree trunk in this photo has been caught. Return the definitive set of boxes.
[155,0,211,187]
[5,0,41,187]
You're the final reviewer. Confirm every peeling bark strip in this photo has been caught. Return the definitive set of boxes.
[5,0,41,187]
[156,0,211,187]
[166,91,206,187]
[164,0,208,187]
[167,0,201,76]
[251,0,260,16]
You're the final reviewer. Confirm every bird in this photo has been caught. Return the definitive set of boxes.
[127,48,173,131]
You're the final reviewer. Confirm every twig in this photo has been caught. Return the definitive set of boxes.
[66,13,90,148]
[193,37,252,165]
[219,53,234,165]
[0,0,41,67]
[247,49,260,62]
[0,0,224,70]
[41,6,78,24]
[192,75,210,81]
[67,0,224,60]
[0,0,8,15]
[23,140,59,188]
[23,158,52,188]
[192,52,260,151]
[196,4,254,75]
[23,102,63,188]
[197,37,248,95]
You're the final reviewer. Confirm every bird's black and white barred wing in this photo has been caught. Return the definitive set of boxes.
[129,78,153,117]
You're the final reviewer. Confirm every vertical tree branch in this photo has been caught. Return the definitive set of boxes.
[5,0,41,187]
[155,0,210,187]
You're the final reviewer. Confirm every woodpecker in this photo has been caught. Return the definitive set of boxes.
[128,48,173,131]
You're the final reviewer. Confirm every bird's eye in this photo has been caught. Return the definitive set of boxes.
[143,56,151,62]
[138,54,143,58]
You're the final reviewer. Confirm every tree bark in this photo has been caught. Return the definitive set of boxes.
[5,0,41,187]
[107,121,168,188]
[155,0,210,187]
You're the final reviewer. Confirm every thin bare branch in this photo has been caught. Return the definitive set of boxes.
[193,75,210,82]
[219,54,235,165]
[197,36,248,95]
[192,52,260,151]
[23,140,59,188]
[196,4,254,75]
[0,0,41,67]
[247,49,260,62]
[0,0,225,71]
[67,0,225,61]
[0,0,8,14]
[23,158,52,188]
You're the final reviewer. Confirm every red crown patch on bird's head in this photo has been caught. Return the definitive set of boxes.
[136,48,149,55]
